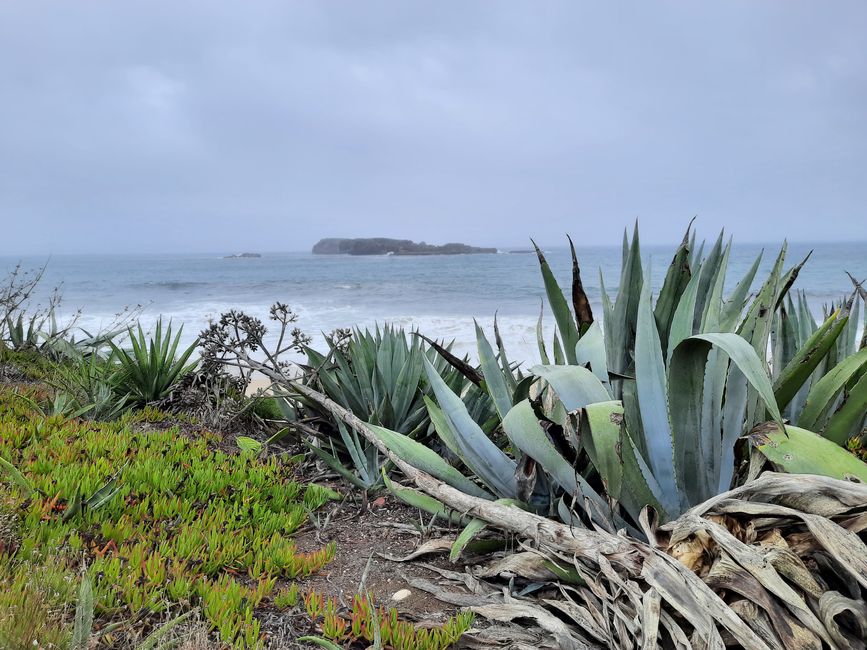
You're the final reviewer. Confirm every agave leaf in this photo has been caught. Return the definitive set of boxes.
[70,575,94,650]
[425,395,479,467]
[798,347,867,434]
[606,224,643,379]
[567,235,594,334]
[335,420,375,486]
[693,231,725,332]
[533,239,580,364]
[720,246,786,468]
[367,422,492,500]
[136,611,196,650]
[450,517,490,562]
[414,332,483,386]
[699,238,732,333]
[530,365,610,410]
[750,425,867,482]
[573,321,609,385]
[739,243,786,360]
[423,359,517,497]
[0,456,36,497]
[306,442,374,491]
[669,333,784,506]
[535,303,550,365]
[666,261,703,364]
[236,436,263,454]
[720,249,763,332]
[821,371,867,446]
[653,223,693,359]
[634,273,679,515]
[297,637,344,650]
[475,321,512,420]
[450,498,523,562]
[581,401,666,522]
[775,251,813,311]
[493,313,519,393]
[502,400,613,530]
[382,472,468,525]
[773,310,848,411]
[85,469,124,511]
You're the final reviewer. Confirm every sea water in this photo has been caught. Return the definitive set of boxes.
[3,242,864,365]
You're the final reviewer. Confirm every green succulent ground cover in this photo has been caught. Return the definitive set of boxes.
[0,385,338,649]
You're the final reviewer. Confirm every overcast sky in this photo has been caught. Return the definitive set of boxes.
[1,2,865,254]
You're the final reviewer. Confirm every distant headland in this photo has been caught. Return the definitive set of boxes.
[224,252,262,259]
[312,238,497,256]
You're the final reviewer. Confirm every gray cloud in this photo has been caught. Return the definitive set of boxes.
[1,1,865,254]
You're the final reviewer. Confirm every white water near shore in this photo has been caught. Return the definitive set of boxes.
[4,242,865,368]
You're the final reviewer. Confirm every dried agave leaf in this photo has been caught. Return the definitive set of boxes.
[544,596,608,645]
[459,623,560,649]
[639,588,661,650]
[404,576,499,608]
[817,591,867,649]
[475,552,563,582]
[377,537,454,562]
[758,544,823,598]
[711,500,867,591]
[728,600,784,650]
[677,513,832,645]
[704,552,819,649]
[471,602,599,650]
[641,552,768,649]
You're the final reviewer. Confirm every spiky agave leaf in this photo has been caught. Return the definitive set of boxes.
[111,318,197,404]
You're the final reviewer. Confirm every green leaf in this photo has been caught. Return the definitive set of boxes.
[822,371,867,446]
[654,224,693,359]
[773,310,848,411]
[297,637,344,650]
[669,333,784,506]
[502,400,613,531]
[382,472,468,525]
[633,272,678,515]
[423,358,516,498]
[70,575,94,650]
[581,401,666,523]
[533,240,580,364]
[450,517,490,562]
[530,365,610,410]
[573,321,609,385]
[666,263,703,364]
[751,424,867,482]
[136,611,196,650]
[306,442,374,491]
[475,321,512,420]
[798,347,867,434]
[0,456,35,497]
[236,436,263,455]
[536,305,550,365]
[367,423,493,500]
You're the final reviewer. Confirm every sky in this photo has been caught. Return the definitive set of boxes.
[1,2,866,255]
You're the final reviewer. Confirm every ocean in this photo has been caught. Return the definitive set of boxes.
[3,241,865,364]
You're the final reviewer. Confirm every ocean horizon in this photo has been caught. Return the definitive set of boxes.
[3,240,865,364]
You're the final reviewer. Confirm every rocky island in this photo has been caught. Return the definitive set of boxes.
[312,238,497,256]
[224,252,262,259]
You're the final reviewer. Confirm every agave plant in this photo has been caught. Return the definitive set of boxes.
[48,350,129,420]
[110,318,198,405]
[295,325,498,491]
[340,225,867,535]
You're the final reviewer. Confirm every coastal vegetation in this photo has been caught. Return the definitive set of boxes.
[1,224,866,648]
